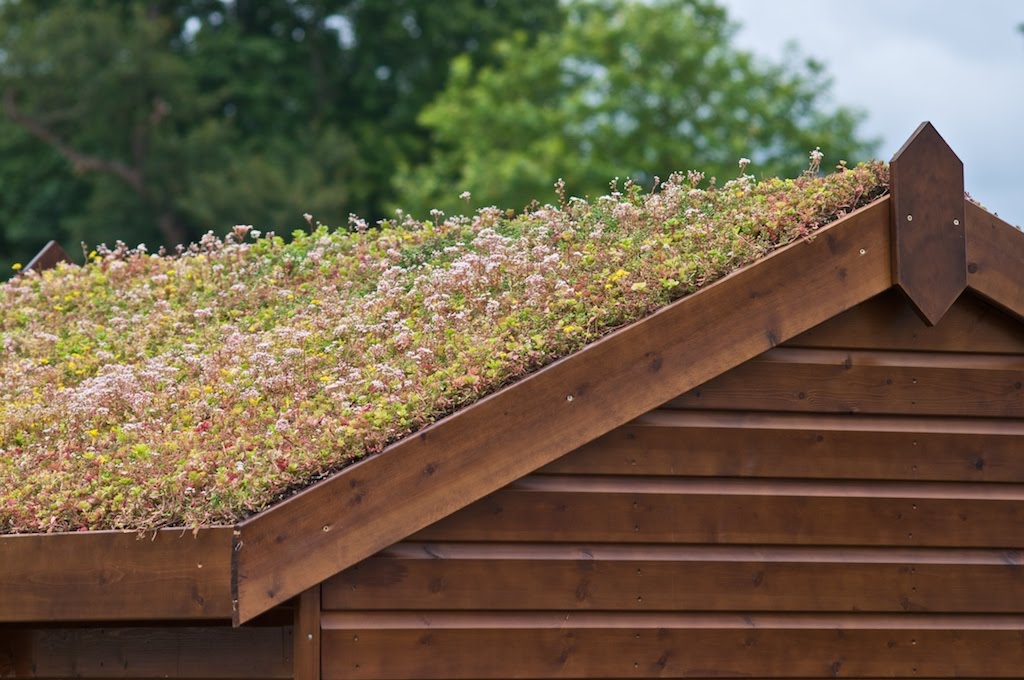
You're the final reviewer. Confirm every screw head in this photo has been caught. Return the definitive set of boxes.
[953,219,960,226]
[906,214,913,222]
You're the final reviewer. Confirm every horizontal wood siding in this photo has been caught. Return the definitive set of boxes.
[1,625,293,679]
[321,292,1024,679]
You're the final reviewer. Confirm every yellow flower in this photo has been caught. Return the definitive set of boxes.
[11,262,22,271]
[87,429,100,437]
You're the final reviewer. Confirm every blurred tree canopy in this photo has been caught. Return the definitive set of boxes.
[396,0,875,216]
[0,0,875,271]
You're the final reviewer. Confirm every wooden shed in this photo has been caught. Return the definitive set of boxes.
[4,123,1024,678]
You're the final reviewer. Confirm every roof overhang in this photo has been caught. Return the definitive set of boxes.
[2,123,1021,626]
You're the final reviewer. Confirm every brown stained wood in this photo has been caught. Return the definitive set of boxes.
[966,199,1024,321]
[540,410,1024,481]
[18,626,292,679]
[0,629,31,676]
[409,486,1024,548]
[0,528,234,622]
[23,240,72,274]
[323,546,1024,613]
[667,347,1024,417]
[786,288,1024,353]
[322,621,1024,679]
[294,586,321,680]
[233,199,893,623]
[889,122,966,325]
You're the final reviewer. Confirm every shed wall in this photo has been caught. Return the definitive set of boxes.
[320,290,1024,679]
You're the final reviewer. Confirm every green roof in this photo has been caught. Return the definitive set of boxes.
[0,161,887,533]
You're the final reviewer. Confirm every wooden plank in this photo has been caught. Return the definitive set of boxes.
[410,483,1024,548]
[322,614,1024,678]
[24,240,73,274]
[295,585,321,680]
[0,629,31,676]
[323,543,1024,613]
[20,626,293,679]
[540,410,1024,481]
[966,199,1024,321]
[889,121,966,325]
[667,347,1024,417]
[785,289,1024,353]
[0,528,234,622]
[233,199,893,623]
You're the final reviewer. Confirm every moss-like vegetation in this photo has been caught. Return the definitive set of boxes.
[0,159,888,533]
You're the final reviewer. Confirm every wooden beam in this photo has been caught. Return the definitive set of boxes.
[293,586,321,680]
[14,626,293,679]
[965,199,1024,321]
[232,198,893,624]
[0,528,234,622]
[889,122,966,325]
[321,616,1024,679]
[23,240,72,273]
[0,629,32,676]
[786,288,1024,353]
[668,346,1024,418]
[324,544,1024,614]
[543,410,1024,482]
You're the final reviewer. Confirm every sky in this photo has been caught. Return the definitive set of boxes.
[719,0,1024,227]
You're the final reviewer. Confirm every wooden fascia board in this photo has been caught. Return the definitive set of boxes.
[0,527,235,623]
[965,199,1024,321]
[231,197,894,624]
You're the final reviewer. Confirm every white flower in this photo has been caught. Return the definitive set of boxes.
[459,191,472,201]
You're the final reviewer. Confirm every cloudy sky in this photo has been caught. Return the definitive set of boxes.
[719,0,1024,226]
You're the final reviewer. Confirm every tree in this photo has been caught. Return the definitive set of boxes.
[395,0,877,216]
[0,0,561,271]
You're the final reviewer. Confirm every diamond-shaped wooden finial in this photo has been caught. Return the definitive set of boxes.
[889,122,966,326]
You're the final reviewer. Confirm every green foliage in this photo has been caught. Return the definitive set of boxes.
[0,0,876,274]
[0,0,562,270]
[395,0,877,216]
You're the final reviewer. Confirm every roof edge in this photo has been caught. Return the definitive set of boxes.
[232,197,894,624]
[0,527,235,623]
[965,199,1024,321]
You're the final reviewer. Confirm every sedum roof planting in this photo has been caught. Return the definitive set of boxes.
[0,161,887,534]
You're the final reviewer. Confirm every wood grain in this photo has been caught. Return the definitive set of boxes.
[541,410,1024,481]
[966,199,1024,321]
[323,543,1024,613]
[786,289,1024,353]
[668,347,1024,417]
[17,626,292,679]
[322,616,1024,679]
[233,198,893,623]
[294,586,321,680]
[0,528,234,622]
[889,121,966,325]
[410,484,1024,547]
